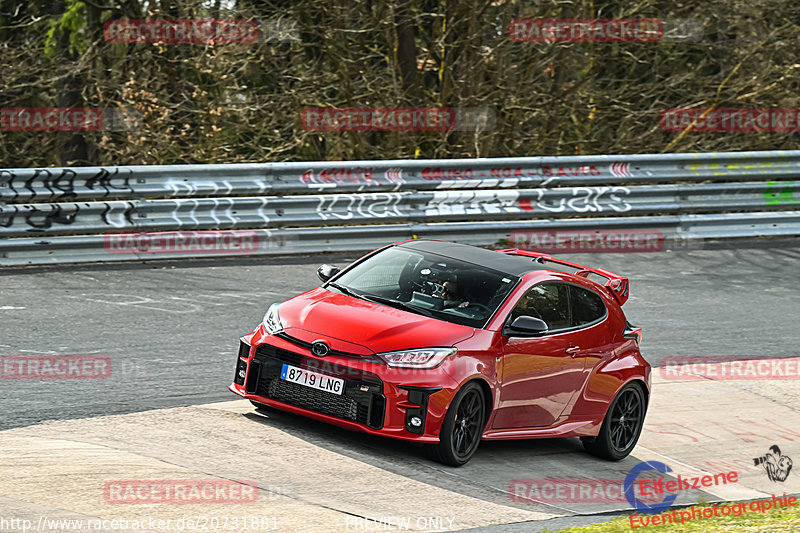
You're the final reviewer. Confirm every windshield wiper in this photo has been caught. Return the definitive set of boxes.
[359,294,435,318]
[327,282,361,299]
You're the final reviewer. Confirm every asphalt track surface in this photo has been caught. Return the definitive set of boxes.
[2,240,800,531]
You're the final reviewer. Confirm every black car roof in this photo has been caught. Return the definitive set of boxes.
[396,240,548,277]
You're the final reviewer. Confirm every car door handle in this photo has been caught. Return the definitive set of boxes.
[565,346,580,356]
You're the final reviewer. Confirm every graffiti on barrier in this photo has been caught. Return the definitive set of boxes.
[24,203,80,229]
[100,202,136,228]
[163,178,238,197]
[300,166,405,189]
[0,201,136,232]
[0,167,133,201]
[297,163,619,190]
[0,203,80,231]
[686,160,799,177]
[764,181,797,205]
[421,165,604,183]
[316,193,404,221]
[301,167,380,188]
[423,190,523,216]
[519,186,632,213]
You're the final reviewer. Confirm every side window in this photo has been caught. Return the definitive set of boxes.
[509,282,571,331]
[570,285,606,326]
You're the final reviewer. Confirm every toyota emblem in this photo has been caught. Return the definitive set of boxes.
[311,341,330,356]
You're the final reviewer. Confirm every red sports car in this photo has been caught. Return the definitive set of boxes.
[230,240,650,466]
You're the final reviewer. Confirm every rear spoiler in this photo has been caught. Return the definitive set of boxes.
[497,248,631,306]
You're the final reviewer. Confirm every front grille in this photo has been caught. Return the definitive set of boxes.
[267,378,359,421]
[251,344,385,429]
[274,332,384,363]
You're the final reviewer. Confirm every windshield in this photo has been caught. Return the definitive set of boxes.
[331,246,519,328]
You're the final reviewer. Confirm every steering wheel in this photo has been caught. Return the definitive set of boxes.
[421,280,443,296]
[467,302,493,314]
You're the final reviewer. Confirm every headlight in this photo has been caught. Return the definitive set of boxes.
[262,304,283,335]
[377,347,456,368]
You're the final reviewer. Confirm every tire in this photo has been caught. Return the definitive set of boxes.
[582,382,646,461]
[424,382,486,466]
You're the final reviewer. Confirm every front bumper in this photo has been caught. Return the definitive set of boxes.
[230,333,458,443]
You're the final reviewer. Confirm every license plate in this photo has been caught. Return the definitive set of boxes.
[280,364,344,395]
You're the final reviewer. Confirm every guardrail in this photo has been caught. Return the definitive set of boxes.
[1,150,799,265]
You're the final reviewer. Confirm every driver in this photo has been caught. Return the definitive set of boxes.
[435,280,470,308]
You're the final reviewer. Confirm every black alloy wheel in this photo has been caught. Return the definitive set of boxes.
[425,382,486,466]
[582,383,646,461]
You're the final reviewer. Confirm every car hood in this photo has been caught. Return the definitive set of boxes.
[278,287,476,355]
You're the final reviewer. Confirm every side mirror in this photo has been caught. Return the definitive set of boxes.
[504,315,548,337]
[317,264,341,282]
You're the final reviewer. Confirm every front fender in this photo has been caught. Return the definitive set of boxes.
[570,349,651,426]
